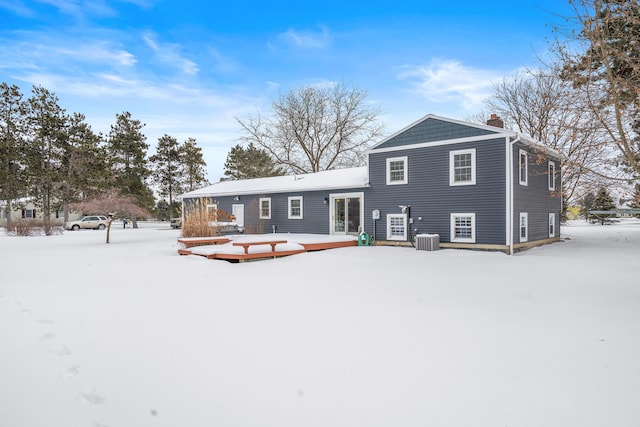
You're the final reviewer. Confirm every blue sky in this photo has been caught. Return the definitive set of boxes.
[0,0,574,182]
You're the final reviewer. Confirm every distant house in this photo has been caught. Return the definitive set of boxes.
[179,114,563,254]
[0,198,81,228]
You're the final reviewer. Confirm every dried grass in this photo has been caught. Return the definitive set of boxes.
[181,198,235,238]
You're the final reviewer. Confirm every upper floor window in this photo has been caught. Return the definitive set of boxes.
[519,150,528,186]
[259,198,271,219]
[288,196,303,219]
[387,214,407,241]
[548,161,556,191]
[450,213,475,243]
[450,149,476,186]
[386,156,408,185]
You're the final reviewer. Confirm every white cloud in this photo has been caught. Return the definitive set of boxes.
[278,26,331,49]
[0,0,35,17]
[398,59,514,110]
[143,32,200,75]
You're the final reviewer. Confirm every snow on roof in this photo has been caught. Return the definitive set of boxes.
[180,166,369,199]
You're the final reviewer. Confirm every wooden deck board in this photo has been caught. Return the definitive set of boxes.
[178,236,357,262]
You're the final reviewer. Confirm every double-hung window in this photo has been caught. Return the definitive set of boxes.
[288,196,303,219]
[519,150,528,186]
[206,204,218,222]
[259,198,271,219]
[548,161,556,191]
[450,213,475,243]
[449,149,476,186]
[519,212,528,242]
[386,214,407,241]
[386,156,408,185]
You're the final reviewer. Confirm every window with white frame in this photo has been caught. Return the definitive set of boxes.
[386,156,408,185]
[449,149,476,186]
[549,213,556,238]
[288,196,303,219]
[548,161,556,191]
[450,213,475,243]
[23,209,35,219]
[259,198,271,219]
[386,214,407,241]
[206,204,218,222]
[519,150,528,186]
[519,212,528,242]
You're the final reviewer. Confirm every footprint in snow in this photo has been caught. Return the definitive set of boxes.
[40,332,56,342]
[49,343,71,356]
[78,390,106,405]
[62,365,80,379]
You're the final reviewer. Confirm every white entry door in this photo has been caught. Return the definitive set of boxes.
[232,204,245,227]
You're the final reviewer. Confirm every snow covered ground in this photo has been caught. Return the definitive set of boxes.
[1,220,639,427]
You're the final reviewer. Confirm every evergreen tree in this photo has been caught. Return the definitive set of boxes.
[150,134,183,218]
[60,113,108,222]
[0,83,29,228]
[223,143,284,180]
[106,111,154,224]
[591,186,617,224]
[580,190,597,221]
[25,85,68,234]
[629,183,640,211]
[180,137,209,190]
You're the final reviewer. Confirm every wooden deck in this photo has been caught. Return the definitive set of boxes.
[178,235,358,262]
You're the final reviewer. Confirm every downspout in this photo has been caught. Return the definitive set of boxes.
[508,134,521,255]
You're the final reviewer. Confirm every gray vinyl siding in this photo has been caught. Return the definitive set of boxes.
[513,143,562,242]
[375,117,499,149]
[364,138,507,244]
[185,188,362,235]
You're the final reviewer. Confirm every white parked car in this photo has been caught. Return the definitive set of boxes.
[64,215,109,230]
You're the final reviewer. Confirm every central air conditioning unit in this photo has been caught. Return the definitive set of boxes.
[416,234,440,251]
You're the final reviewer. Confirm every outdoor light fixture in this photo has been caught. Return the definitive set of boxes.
[234,196,240,201]
[323,197,328,204]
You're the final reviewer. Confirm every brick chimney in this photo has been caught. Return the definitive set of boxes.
[486,113,504,128]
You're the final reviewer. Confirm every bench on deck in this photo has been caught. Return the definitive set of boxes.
[232,240,288,254]
[214,240,305,262]
[177,237,232,255]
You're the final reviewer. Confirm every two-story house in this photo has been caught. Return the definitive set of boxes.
[179,114,563,254]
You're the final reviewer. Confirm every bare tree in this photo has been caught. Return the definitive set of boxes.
[68,191,151,243]
[236,83,384,174]
[483,68,617,202]
[552,0,640,177]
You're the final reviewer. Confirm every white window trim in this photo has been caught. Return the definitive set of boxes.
[549,213,556,238]
[259,197,271,219]
[450,213,476,243]
[449,148,476,186]
[386,156,408,185]
[386,214,407,241]
[206,204,218,222]
[548,161,556,191]
[287,196,303,219]
[519,149,528,186]
[519,212,528,243]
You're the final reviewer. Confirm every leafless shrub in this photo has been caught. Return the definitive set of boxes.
[7,219,64,236]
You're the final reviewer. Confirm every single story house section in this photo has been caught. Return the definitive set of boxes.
[179,114,563,254]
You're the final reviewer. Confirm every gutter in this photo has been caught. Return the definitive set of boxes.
[507,134,521,255]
